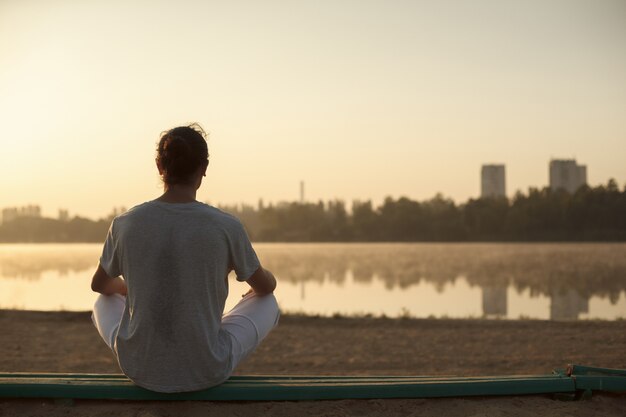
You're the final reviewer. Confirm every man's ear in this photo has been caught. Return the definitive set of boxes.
[156,158,164,175]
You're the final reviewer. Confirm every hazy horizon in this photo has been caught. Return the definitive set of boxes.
[2,0,625,219]
[1,176,624,222]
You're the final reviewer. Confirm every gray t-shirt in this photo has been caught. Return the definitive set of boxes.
[99,200,260,393]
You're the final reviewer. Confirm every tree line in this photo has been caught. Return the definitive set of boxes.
[1,180,624,243]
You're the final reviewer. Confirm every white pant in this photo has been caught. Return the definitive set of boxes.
[92,292,280,374]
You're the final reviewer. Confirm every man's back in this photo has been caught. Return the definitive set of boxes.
[100,200,260,392]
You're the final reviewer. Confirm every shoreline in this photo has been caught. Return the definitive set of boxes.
[2,310,626,416]
[3,308,626,321]
[3,310,625,376]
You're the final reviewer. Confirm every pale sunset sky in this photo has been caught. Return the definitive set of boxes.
[1,0,625,219]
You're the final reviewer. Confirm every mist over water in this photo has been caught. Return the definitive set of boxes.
[1,243,625,320]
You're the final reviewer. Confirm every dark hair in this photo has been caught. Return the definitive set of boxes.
[156,123,209,185]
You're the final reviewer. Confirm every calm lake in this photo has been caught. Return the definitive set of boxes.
[1,243,625,320]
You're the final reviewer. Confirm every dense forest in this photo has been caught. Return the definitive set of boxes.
[1,180,624,243]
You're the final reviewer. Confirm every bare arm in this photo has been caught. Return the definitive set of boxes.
[91,263,127,296]
[246,266,277,296]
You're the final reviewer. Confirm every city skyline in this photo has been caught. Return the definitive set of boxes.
[1,1,625,219]
[1,161,620,224]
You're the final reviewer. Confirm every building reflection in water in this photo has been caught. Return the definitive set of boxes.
[482,286,507,317]
[550,289,589,320]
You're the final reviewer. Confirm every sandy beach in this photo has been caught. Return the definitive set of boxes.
[1,310,625,416]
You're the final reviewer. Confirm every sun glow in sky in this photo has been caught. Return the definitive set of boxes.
[1,0,625,219]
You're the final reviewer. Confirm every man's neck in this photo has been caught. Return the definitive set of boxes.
[157,185,197,203]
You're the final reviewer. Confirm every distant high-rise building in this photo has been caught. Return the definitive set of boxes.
[549,159,587,193]
[300,180,305,203]
[481,164,506,198]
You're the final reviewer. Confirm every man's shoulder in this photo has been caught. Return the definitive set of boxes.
[198,204,243,229]
[108,202,151,230]
[114,202,151,219]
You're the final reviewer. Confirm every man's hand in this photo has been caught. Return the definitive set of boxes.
[91,264,127,296]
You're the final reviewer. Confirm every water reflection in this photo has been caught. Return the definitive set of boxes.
[482,286,507,317]
[550,289,589,321]
[255,243,626,320]
[0,244,96,280]
[1,243,625,319]
[256,243,626,307]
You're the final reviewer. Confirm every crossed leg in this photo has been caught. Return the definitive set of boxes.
[91,291,280,372]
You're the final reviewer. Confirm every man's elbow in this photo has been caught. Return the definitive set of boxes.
[91,279,102,293]
[264,271,277,294]
[91,274,107,293]
[256,275,277,296]
[263,279,277,295]
[248,267,277,296]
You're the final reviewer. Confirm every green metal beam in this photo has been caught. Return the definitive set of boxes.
[568,364,626,377]
[3,365,625,401]
[0,374,575,401]
[572,376,626,392]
